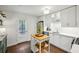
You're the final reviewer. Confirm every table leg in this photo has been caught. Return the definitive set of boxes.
[39,42,41,53]
[48,40,50,53]
[48,38,50,53]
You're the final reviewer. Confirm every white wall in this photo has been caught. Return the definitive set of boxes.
[77,5,79,27]
[3,11,38,47]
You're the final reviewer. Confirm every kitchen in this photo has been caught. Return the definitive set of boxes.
[0,5,79,53]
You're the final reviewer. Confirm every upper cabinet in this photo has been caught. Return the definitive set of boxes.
[60,6,76,27]
[77,6,79,27]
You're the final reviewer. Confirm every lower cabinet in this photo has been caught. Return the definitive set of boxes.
[50,33,74,52]
[0,36,7,53]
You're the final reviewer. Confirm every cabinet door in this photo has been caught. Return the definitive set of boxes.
[3,36,7,52]
[59,35,73,52]
[50,33,61,46]
[0,42,2,53]
[77,6,79,27]
[0,41,4,53]
[0,36,7,53]
[61,6,76,27]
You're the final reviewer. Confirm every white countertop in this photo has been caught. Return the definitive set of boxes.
[45,27,79,38]
[45,31,79,38]
[58,32,79,38]
[0,35,7,41]
[59,27,79,38]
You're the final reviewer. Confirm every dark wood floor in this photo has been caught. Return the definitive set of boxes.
[7,41,31,53]
[6,41,67,53]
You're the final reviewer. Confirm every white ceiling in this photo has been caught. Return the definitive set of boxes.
[0,5,73,16]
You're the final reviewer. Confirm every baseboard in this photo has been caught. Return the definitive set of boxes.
[7,41,30,48]
[7,39,31,47]
[7,42,17,47]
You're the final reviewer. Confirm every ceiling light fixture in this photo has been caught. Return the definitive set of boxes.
[42,7,51,14]
[43,9,49,14]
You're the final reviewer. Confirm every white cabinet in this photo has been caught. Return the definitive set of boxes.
[61,6,76,27]
[77,6,79,27]
[50,33,60,45]
[59,35,73,52]
[50,33,74,52]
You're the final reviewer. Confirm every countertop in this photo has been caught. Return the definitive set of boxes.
[45,31,79,38]
[45,27,79,38]
[0,35,7,41]
[56,32,79,38]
